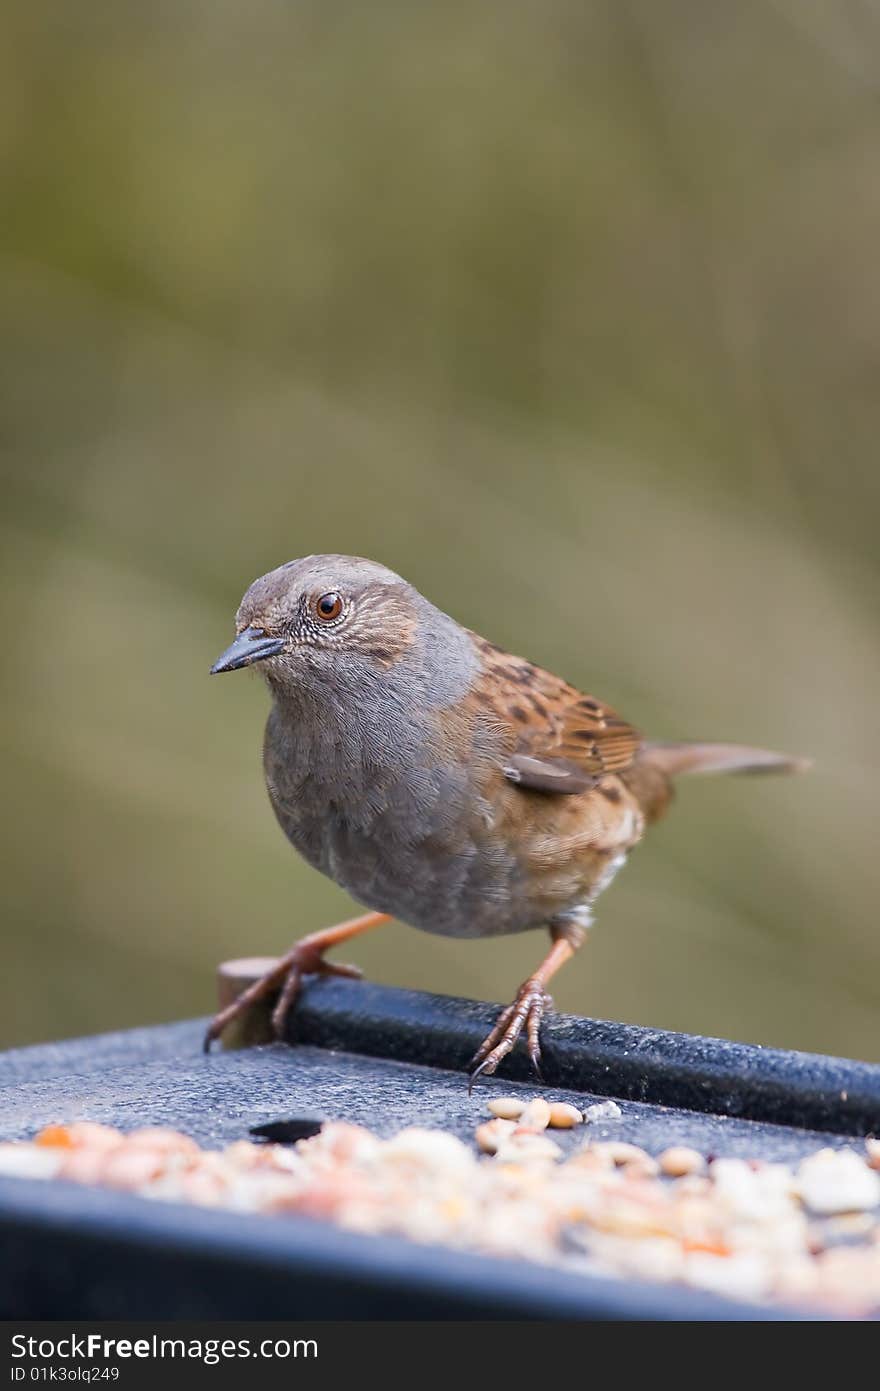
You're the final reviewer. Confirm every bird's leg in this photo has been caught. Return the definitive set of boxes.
[203,911,391,1051]
[468,922,585,1088]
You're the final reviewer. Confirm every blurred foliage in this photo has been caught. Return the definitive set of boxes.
[2,1,879,1059]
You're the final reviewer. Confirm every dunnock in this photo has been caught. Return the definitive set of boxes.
[205,555,805,1082]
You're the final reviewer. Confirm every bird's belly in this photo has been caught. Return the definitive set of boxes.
[321,818,537,939]
[280,807,621,940]
[266,741,536,936]
[267,736,642,939]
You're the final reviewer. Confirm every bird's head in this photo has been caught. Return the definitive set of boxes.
[210,554,421,692]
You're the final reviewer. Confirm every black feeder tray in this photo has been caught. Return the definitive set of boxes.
[0,977,878,1320]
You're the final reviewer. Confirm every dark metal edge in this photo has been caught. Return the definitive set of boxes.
[285,979,880,1136]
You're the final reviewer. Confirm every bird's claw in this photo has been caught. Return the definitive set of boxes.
[467,981,552,1090]
[203,950,363,1052]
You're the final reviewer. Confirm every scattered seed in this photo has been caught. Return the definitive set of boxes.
[124,1127,200,1156]
[676,1174,712,1198]
[548,1103,583,1129]
[176,1170,229,1206]
[583,1100,622,1123]
[34,1125,76,1149]
[563,1146,615,1173]
[58,1147,118,1185]
[683,1251,770,1302]
[487,1097,526,1121]
[7,1113,880,1318]
[495,1133,563,1163]
[100,1148,167,1190]
[475,1119,516,1154]
[63,1123,123,1152]
[312,1123,381,1164]
[795,1148,880,1216]
[597,1141,657,1171]
[384,1127,475,1175]
[0,1143,64,1180]
[659,1146,706,1178]
[624,1158,661,1179]
[515,1098,552,1133]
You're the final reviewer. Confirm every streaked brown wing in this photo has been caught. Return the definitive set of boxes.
[469,634,642,796]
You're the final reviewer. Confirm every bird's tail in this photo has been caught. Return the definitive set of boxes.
[640,741,810,778]
[624,740,809,824]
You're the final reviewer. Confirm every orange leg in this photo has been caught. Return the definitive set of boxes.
[468,923,584,1089]
[202,912,391,1052]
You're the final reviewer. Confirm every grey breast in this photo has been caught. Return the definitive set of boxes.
[261,605,537,939]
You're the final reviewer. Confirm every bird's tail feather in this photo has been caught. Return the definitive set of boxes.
[640,741,810,778]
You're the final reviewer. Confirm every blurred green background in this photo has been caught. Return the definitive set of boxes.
[2,1,879,1060]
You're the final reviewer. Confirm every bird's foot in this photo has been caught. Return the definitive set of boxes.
[467,979,552,1090]
[202,943,363,1052]
[203,911,390,1052]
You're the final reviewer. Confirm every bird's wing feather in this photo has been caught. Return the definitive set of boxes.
[468,634,642,796]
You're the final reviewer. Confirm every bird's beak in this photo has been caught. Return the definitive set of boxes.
[210,626,284,674]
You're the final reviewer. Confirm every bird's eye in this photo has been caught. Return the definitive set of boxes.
[314,591,344,622]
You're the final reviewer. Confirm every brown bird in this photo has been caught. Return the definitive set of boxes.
[204,555,806,1082]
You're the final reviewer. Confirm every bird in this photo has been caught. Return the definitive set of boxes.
[204,554,806,1083]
